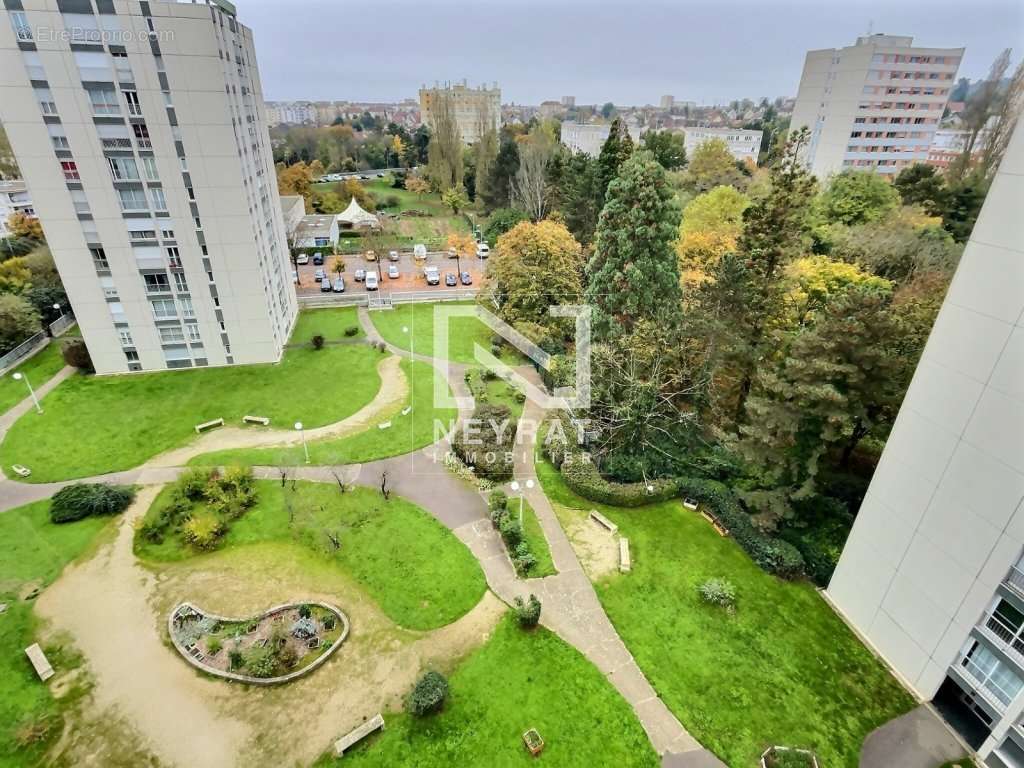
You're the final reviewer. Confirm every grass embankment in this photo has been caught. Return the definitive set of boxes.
[0,343,66,415]
[370,303,523,366]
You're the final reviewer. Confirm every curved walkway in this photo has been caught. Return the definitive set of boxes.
[0,306,713,765]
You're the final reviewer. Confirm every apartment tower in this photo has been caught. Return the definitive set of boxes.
[828,118,1024,767]
[0,0,297,374]
[418,80,500,145]
[790,34,963,178]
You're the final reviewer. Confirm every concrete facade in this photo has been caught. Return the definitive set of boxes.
[791,34,962,178]
[682,127,763,165]
[560,121,640,157]
[0,178,35,235]
[418,81,499,145]
[827,119,1024,767]
[1,0,297,374]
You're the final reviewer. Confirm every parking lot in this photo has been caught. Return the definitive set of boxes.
[293,249,487,297]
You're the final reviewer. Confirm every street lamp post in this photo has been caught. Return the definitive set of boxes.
[509,479,535,524]
[295,421,309,463]
[13,372,42,414]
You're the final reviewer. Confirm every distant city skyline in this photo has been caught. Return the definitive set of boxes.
[241,0,1021,106]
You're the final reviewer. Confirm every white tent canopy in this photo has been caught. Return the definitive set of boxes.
[335,198,380,230]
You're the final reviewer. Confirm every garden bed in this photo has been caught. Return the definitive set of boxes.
[169,600,349,685]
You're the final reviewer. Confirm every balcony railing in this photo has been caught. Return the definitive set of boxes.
[1005,565,1024,596]
[102,138,133,150]
[980,613,1024,665]
[956,655,1017,712]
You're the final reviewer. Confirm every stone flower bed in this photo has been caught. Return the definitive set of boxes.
[169,600,349,685]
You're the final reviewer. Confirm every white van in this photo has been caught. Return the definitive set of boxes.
[413,243,427,260]
[365,272,379,291]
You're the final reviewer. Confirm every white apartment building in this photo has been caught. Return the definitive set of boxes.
[419,81,500,144]
[0,0,297,375]
[560,121,640,157]
[682,127,763,165]
[828,119,1024,767]
[791,34,963,178]
[0,178,35,235]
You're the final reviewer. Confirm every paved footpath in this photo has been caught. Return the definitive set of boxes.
[0,310,724,765]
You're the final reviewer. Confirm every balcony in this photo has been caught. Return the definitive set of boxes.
[1005,565,1024,597]
[955,655,1015,713]
[102,138,133,150]
[979,613,1024,667]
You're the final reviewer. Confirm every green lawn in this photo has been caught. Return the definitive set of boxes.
[319,614,657,767]
[290,306,365,343]
[136,481,486,631]
[0,343,66,416]
[466,367,526,421]
[371,303,523,366]
[518,498,556,578]
[188,358,456,468]
[0,343,385,483]
[536,460,915,767]
[0,500,110,767]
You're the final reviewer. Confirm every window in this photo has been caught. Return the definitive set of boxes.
[112,51,132,80]
[108,157,140,181]
[150,187,167,211]
[119,329,134,346]
[124,90,142,116]
[70,189,90,214]
[128,229,156,241]
[22,51,45,81]
[90,247,109,269]
[162,91,173,107]
[961,642,1024,708]
[179,297,195,318]
[166,246,181,267]
[35,87,57,115]
[179,156,189,171]
[159,326,185,344]
[10,11,32,41]
[186,325,202,343]
[173,272,188,292]
[125,349,140,362]
[117,187,148,211]
[87,87,120,116]
[151,298,177,319]
[51,133,70,150]
[61,161,80,181]
[144,273,170,293]
[141,156,159,182]
[161,225,175,240]
[133,123,152,149]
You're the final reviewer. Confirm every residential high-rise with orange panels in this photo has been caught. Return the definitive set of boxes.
[791,34,963,179]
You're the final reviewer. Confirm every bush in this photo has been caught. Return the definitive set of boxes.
[499,515,523,548]
[488,490,508,514]
[514,594,542,628]
[344,325,359,337]
[182,511,225,551]
[311,334,325,350]
[228,648,244,670]
[178,468,215,501]
[698,578,736,609]
[452,403,517,481]
[206,637,222,655]
[245,645,278,678]
[406,670,448,716]
[765,748,818,768]
[61,338,93,372]
[512,542,537,575]
[50,483,135,524]
[560,453,682,507]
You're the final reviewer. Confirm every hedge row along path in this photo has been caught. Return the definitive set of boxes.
[0,306,722,768]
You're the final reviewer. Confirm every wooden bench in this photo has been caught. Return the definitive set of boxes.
[194,418,225,434]
[24,643,54,681]
[700,509,729,537]
[619,538,631,573]
[589,510,618,534]
[243,415,270,426]
[334,713,385,756]
[11,464,31,478]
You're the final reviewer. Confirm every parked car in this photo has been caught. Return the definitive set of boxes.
[388,250,400,262]
[314,268,326,282]
[354,268,366,282]
[365,273,379,291]
[320,275,333,292]
[460,271,472,285]
[424,265,440,285]
[476,243,490,258]
[332,276,346,293]
[312,253,324,266]
[388,264,400,279]
[413,244,427,260]
[296,253,310,265]
[365,250,377,262]
[444,272,458,287]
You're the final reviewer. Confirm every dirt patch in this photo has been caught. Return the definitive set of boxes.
[37,486,504,768]
[552,503,619,580]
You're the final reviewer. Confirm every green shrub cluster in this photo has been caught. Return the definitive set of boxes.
[542,416,805,579]
[451,403,516,481]
[698,578,736,609]
[49,483,135,524]
[343,325,359,337]
[489,492,539,576]
[406,670,448,716]
[140,467,257,550]
[514,594,542,628]
[765,748,818,768]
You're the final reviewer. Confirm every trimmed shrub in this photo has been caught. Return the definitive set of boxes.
[311,334,325,350]
[560,454,682,507]
[298,604,312,619]
[487,490,508,514]
[182,511,225,551]
[344,326,359,337]
[206,637,223,655]
[452,403,516,481]
[406,670,448,716]
[513,542,537,575]
[49,483,135,524]
[698,578,736,609]
[499,516,523,548]
[514,594,542,628]
[61,338,93,372]
[228,648,244,670]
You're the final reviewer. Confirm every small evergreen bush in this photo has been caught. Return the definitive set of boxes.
[514,594,542,628]
[50,483,135,524]
[344,326,359,337]
[311,334,325,350]
[698,578,737,609]
[406,671,448,716]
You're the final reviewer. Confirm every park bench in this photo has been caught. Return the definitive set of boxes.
[194,418,225,434]
[243,415,270,426]
[24,643,54,681]
[377,421,392,430]
[700,509,729,537]
[11,464,31,478]
[401,406,412,416]
[619,538,631,573]
[334,713,385,757]
[589,510,618,534]
[682,497,699,510]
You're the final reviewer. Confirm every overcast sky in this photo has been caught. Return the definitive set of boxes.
[243,0,1022,106]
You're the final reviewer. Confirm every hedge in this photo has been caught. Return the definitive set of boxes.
[50,483,136,524]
